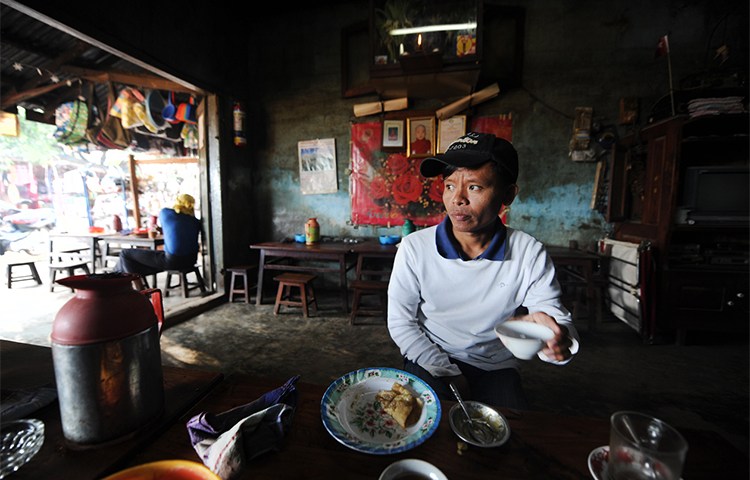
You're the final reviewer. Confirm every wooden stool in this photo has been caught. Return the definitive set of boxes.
[227,265,257,304]
[5,261,42,288]
[273,273,317,318]
[49,261,90,292]
[349,251,392,325]
[164,265,207,298]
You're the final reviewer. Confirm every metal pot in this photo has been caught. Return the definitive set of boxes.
[50,273,165,447]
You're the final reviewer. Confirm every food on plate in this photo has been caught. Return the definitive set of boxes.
[376,382,423,429]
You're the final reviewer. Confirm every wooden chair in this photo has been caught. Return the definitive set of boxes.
[226,264,258,304]
[273,273,317,318]
[349,251,393,325]
[164,265,207,298]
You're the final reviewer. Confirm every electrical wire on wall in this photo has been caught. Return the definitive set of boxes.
[520,86,575,120]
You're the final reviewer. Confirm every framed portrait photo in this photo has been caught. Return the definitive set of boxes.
[437,115,467,153]
[382,119,404,148]
[406,116,436,158]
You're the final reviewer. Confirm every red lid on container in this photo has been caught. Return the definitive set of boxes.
[51,273,159,345]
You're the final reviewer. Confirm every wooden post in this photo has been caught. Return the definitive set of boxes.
[128,154,141,228]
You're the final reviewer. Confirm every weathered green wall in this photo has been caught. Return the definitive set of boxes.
[12,0,749,265]
[245,0,748,251]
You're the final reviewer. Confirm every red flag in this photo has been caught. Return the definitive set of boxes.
[655,34,670,58]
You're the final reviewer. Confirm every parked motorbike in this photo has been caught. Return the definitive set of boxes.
[0,208,55,256]
[3,207,56,232]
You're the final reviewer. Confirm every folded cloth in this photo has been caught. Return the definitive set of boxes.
[0,385,57,421]
[187,375,300,479]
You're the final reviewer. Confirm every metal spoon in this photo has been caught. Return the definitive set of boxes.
[449,382,495,444]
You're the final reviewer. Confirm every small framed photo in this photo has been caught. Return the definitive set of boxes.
[406,116,436,158]
[437,115,467,153]
[382,120,404,148]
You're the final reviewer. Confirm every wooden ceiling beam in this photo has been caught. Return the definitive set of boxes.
[0,80,70,110]
[60,65,201,94]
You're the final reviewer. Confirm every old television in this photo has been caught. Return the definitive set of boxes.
[679,165,749,224]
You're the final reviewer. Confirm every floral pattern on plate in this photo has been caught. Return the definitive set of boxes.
[320,367,441,455]
[588,445,609,480]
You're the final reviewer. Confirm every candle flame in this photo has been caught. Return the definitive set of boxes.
[418,34,422,46]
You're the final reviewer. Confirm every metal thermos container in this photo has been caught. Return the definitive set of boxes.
[50,273,165,447]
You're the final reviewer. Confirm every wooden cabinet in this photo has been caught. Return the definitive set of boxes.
[608,113,749,343]
[366,1,524,99]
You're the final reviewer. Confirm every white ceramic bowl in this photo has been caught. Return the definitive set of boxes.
[379,459,448,480]
[494,321,555,360]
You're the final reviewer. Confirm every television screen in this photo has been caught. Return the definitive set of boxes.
[682,166,749,222]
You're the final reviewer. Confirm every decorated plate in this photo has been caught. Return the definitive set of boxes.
[588,445,609,480]
[321,367,441,455]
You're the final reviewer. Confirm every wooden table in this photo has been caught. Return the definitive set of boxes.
[0,340,223,479]
[546,245,604,330]
[48,232,112,274]
[350,240,399,258]
[250,240,398,312]
[99,234,165,284]
[250,241,357,311]
[99,234,165,254]
[123,372,749,479]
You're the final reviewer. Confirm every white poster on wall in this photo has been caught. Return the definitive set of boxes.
[298,138,337,195]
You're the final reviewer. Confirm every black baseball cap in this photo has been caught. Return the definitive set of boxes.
[419,132,518,184]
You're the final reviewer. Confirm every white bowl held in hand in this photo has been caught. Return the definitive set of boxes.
[494,321,555,360]
[379,459,448,480]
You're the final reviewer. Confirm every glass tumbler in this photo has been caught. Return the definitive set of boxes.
[608,411,688,480]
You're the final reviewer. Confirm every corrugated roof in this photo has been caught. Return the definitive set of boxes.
[1,3,193,123]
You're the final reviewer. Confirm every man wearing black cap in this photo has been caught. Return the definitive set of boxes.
[387,132,579,409]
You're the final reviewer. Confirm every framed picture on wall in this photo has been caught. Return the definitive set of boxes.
[437,115,467,153]
[406,116,435,158]
[382,120,404,148]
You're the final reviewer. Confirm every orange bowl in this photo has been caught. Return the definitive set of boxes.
[101,460,220,480]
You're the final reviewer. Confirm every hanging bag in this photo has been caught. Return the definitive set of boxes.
[97,83,132,149]
[53,83,91,146]
[175,95,197,125]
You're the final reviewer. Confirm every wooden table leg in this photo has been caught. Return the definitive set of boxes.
[339,256,348,312]
[89,237,97,273]
[255,251,266,306]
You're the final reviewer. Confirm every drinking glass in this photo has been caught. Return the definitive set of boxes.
[608,411,688,480]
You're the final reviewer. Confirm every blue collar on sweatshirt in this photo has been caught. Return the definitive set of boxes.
[436,216,508,261]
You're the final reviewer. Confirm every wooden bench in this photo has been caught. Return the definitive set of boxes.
[5,260,42,288]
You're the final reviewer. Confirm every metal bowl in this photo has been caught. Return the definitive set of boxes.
[448,401,511,448]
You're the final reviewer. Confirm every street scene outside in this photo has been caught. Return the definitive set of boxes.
[1,107,199,258]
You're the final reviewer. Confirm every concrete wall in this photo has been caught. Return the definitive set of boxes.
[12,0,749,264]
[245,0,748,251]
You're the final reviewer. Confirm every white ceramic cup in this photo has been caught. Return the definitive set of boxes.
[378,459,448,480]
[494,320,555,360]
